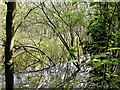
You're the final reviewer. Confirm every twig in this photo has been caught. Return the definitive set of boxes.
[14,6,39,33]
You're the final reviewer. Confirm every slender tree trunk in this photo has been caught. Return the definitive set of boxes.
[5,1,16,90]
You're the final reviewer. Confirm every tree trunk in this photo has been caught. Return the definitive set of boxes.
[5,1,16,90]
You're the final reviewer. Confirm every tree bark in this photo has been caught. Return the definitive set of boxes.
[5,1,16,90]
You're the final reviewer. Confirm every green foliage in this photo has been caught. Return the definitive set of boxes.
[1,1,120,89]
[86,2,120,89]
[69,46,78,54]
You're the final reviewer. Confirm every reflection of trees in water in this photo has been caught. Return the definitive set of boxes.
[13,58,92,88]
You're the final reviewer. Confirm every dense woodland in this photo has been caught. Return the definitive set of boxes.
[0,1,120,89]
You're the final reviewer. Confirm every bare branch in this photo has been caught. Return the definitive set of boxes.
[15,40,55,66]
[14,6,39,33]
